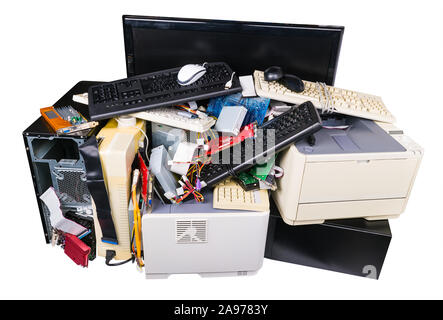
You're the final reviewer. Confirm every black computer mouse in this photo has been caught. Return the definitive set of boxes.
[264,66,284,82]
[279,74,305,92]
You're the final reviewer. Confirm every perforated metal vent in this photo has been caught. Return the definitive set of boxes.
[176,220,207,244]
[54,169,90,204]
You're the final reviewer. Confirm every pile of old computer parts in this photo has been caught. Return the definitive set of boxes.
[23,16,423,280]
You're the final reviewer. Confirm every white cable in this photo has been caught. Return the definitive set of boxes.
[322,83,329,113]
[115,117,150,161]
[225,72,235,89]
[319,83,329,113]
[316,82,334,114]
[137,126,150,162]
[322,82,334,113]
[315,82,327,114]
[272,166,284,179]
[131,169,140,188]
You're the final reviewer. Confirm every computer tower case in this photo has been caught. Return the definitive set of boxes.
[23,81,103,242]
[265,198,392,279]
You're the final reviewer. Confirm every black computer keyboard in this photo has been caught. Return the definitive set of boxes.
[199,101,322,188]
[88,62,241,120]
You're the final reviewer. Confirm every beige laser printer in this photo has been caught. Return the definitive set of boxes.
[272,117,423,225]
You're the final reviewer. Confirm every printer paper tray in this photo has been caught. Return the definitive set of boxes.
[299,158,419,203]
[297,198,405,222]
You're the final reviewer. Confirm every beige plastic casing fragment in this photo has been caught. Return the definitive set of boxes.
[213,178,270,212]
[272,121,423,226]
[93,118,145,260]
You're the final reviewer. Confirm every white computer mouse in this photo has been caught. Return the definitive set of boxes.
[177,64,207,86]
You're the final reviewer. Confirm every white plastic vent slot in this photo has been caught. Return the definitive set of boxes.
[176,220,207,244]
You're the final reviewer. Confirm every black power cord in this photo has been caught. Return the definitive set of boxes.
[105,231,140,267]
[105,250,134,267]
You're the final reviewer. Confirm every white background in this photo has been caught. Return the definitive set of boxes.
[1,0,442,299]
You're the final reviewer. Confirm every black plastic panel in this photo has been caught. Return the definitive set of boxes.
[265,197,392,279]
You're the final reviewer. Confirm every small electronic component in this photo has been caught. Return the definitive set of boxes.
[236,172,260,191]
[151,122,187,158]
[207,93,270,126]
[64,211,96,261]
[206,122,256,156]
[138,152,149,202]
[249,156,276,181]
[239,75,256,97]
[57,121,99,135]
[131,169,143,269]
[214,106,247,136]
[56,106,99,134]
[170,142,199,175]
[249,157,278,191]
[149,145,178,201]
[147,172,154,209]
[40,106,72,133]
[258,176,277,191]
[151,123,187,158]
[56,106,87,125]
[173,173,204,204]
[39,187,88,236]
[40,105,98,134]
[64,233,91,267]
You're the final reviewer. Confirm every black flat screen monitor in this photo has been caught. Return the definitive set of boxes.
[123,15,344,85]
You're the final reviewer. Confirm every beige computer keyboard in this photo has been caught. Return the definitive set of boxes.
[254,70,395,123]
[131,107,216,133]
[213,178,269,212]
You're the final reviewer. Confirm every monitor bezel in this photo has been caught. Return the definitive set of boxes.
[123,15,344,85]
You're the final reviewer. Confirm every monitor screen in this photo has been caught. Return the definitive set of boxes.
[123,16,344,85]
